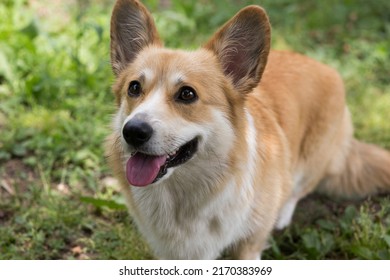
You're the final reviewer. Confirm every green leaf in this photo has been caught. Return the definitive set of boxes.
[0,50,13,82]
[378,250,390,260]
[79,196,127,211]
[340,205,358,231]
[316,219,336,231]
[302,232,321,251]
[20,19,39,40]
[343,205,358,221]
[0,151,11,161]
[90,23,103,43]
[383,235,390,247]
[12,144,27,157]
[353,246,374,259]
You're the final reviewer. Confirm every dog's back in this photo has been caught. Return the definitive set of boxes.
[251,50,390,230]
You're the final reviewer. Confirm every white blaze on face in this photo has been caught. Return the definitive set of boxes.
[124,87,166,125]
[169,71,186,86]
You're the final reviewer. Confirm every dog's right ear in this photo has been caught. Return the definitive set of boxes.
[110,0,162,76]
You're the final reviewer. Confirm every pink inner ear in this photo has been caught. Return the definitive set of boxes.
[223,45,249,85]
[204,6,271,92]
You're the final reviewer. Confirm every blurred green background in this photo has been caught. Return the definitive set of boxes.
[0,0,389,259]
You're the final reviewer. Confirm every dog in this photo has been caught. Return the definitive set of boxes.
[105,0,390,259]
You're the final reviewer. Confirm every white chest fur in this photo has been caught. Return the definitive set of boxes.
[131,177,254,259]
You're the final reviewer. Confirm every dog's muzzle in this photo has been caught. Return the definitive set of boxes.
[121,116,199,187]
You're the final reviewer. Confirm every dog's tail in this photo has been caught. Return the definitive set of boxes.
[319,138,390,198]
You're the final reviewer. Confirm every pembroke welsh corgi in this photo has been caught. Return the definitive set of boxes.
[105,0,390,259]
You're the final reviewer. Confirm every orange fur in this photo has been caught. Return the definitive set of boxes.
[106,0,390,259]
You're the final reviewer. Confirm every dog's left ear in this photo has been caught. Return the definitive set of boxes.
[204,6,271,94]
[110,0,162,76]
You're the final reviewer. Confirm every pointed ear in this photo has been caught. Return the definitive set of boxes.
[110,0,162,76]
[204,6,271,93]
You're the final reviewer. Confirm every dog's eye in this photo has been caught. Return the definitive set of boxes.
[176,86,198,104]
[128,81,142,97]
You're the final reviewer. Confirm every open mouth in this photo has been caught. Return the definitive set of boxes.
[126,138,198,187]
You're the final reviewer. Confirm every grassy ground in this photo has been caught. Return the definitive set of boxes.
[0,0,389,259]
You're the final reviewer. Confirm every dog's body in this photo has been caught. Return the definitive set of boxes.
[106,0,390,259]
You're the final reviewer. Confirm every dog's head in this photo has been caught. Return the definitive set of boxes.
[109,0,270,187]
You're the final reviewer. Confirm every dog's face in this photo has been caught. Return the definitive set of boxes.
[113,47,237,186]
[110,0,270,187]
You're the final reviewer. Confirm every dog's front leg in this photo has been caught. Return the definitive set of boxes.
[230,229,271,260]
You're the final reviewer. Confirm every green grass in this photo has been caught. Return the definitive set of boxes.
[0,0,389,259]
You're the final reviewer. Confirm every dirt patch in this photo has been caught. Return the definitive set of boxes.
[0,207,14,224]
[0,159,38,198]
[293,192,388,227]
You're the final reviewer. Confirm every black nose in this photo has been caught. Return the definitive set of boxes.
[122,119,153,148]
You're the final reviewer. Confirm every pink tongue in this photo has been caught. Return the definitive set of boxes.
[126,153,167,187]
